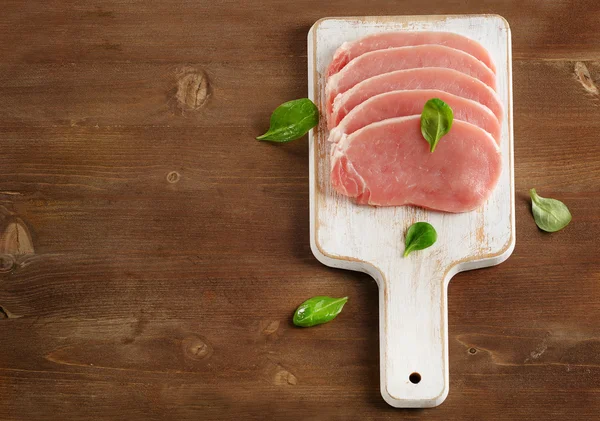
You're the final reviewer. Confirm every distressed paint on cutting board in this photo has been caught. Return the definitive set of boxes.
[308,15,515,408]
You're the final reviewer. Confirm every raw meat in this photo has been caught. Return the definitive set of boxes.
[329,89,501,144]
[328,67,503,129]
[325,45,496,117]
[330,116,501,213]
[326,31,496,77]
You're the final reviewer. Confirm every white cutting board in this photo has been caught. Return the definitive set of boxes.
[307,15,514,408]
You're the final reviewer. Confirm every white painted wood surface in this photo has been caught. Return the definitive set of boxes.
[307,15,514,408]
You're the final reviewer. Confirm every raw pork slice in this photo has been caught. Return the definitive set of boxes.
[327,31,496,77]
[330,116,501,213]
[325,45,496,117]
[329,89,501,144]
[329,67,503,129]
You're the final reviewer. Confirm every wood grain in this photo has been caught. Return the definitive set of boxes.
[1,1,599,420]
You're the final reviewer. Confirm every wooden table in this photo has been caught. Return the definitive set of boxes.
[1,2,599,420]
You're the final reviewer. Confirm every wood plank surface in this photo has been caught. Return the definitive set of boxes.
[1,1,599,420]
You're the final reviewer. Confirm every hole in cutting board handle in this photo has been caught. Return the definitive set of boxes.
[409,372,421,384]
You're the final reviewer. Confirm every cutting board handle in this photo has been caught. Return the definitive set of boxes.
[377,264,449,408]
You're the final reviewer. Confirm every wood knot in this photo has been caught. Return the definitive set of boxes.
[0,306,20,319]
[257,319,283,343]
[0,217,35,257]
[94,6,115,18]
[574,62,599,95]
[261,360,298,386]
[182,335,213,361]
[175,67,210,111]
[274,366,298,386]
[260,320,280,336]
[100,40,122,51]
[468,347,478,354]
[0,254,15,273]
[166,171,180,183]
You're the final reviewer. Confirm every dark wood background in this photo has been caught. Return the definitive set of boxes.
[1,1,599,420]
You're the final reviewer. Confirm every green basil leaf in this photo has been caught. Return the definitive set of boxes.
[293,296,348,327]
[257,98,319,142]
[403,222,437,257]
[530,189,572,232]
[420,98,454,152]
